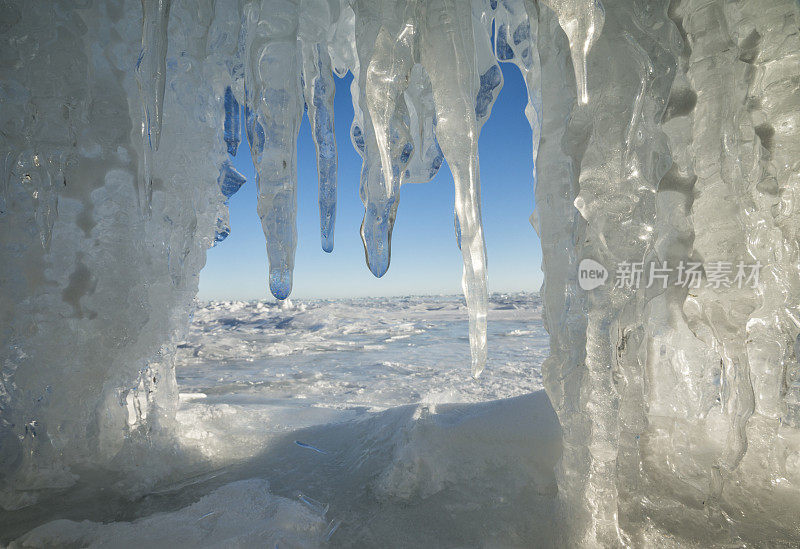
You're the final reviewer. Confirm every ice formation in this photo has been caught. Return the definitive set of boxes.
[1,0,800,546]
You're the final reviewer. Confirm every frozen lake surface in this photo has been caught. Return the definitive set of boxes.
[175,292,548,454]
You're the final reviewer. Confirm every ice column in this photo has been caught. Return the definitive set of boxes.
[536,0,678,544]
[680,0,760,496]
[529,4,589,544]
[0,0,234,509]
[730,0,800,426]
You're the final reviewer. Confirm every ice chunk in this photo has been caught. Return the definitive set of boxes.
[11,480,330,547]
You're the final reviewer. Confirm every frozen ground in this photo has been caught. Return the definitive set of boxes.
[10,294,558,548]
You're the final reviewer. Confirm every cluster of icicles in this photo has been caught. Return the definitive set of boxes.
[135,0,604,377]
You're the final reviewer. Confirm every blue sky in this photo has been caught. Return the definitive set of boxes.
[198,63,543,300]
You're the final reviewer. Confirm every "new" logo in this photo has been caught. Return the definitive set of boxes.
[578,258,608,290]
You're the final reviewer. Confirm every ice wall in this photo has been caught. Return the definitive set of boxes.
[1,0,800,545]
[0,0,238,508]
[535,0,800,545]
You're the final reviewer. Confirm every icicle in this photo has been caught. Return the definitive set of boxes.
[301,42,338,253]
[540,0,604,105]
[351,0,418,278]
[362,1,416,198]
[300,0,339,253]
[243,0,303,300]
[420,0,488,378]
[454,211,462,250]
[136,0,172,211]
[223,86,241,156]
[447,4,501,262]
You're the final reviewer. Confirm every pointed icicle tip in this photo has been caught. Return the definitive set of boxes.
[269,267,293,301]
[360,215,392,278]
[321,230,334,253]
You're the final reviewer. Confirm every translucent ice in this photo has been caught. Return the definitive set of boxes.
[223,86,241,156]
[214,161,246,245]
[419,0,489,377]
[243,0,303,300]
[136,0,172,210]
[540,0,604,104]
[350,0,417,278]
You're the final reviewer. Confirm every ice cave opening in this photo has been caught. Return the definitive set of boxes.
[2,0,800,547]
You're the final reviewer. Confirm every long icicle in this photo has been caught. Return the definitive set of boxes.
[244,0,303,300]
[350,0,417,277]
[301,42,338,252]
[421,0,488,378]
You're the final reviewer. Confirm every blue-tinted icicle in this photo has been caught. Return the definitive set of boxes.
[352,0,418,278]
[243,1,302,300]
[213,161,246,245]
[301,42,338,253]
[224,86,241,156]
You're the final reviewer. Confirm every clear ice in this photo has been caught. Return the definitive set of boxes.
[136,0,172,210]
[2,0,800,546]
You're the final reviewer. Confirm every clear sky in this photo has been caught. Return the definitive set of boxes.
[198,63,543,300]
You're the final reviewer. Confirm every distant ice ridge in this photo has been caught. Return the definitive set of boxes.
[2,0,800,547]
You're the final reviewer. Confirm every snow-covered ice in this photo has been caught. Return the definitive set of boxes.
[174,293,546,462]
